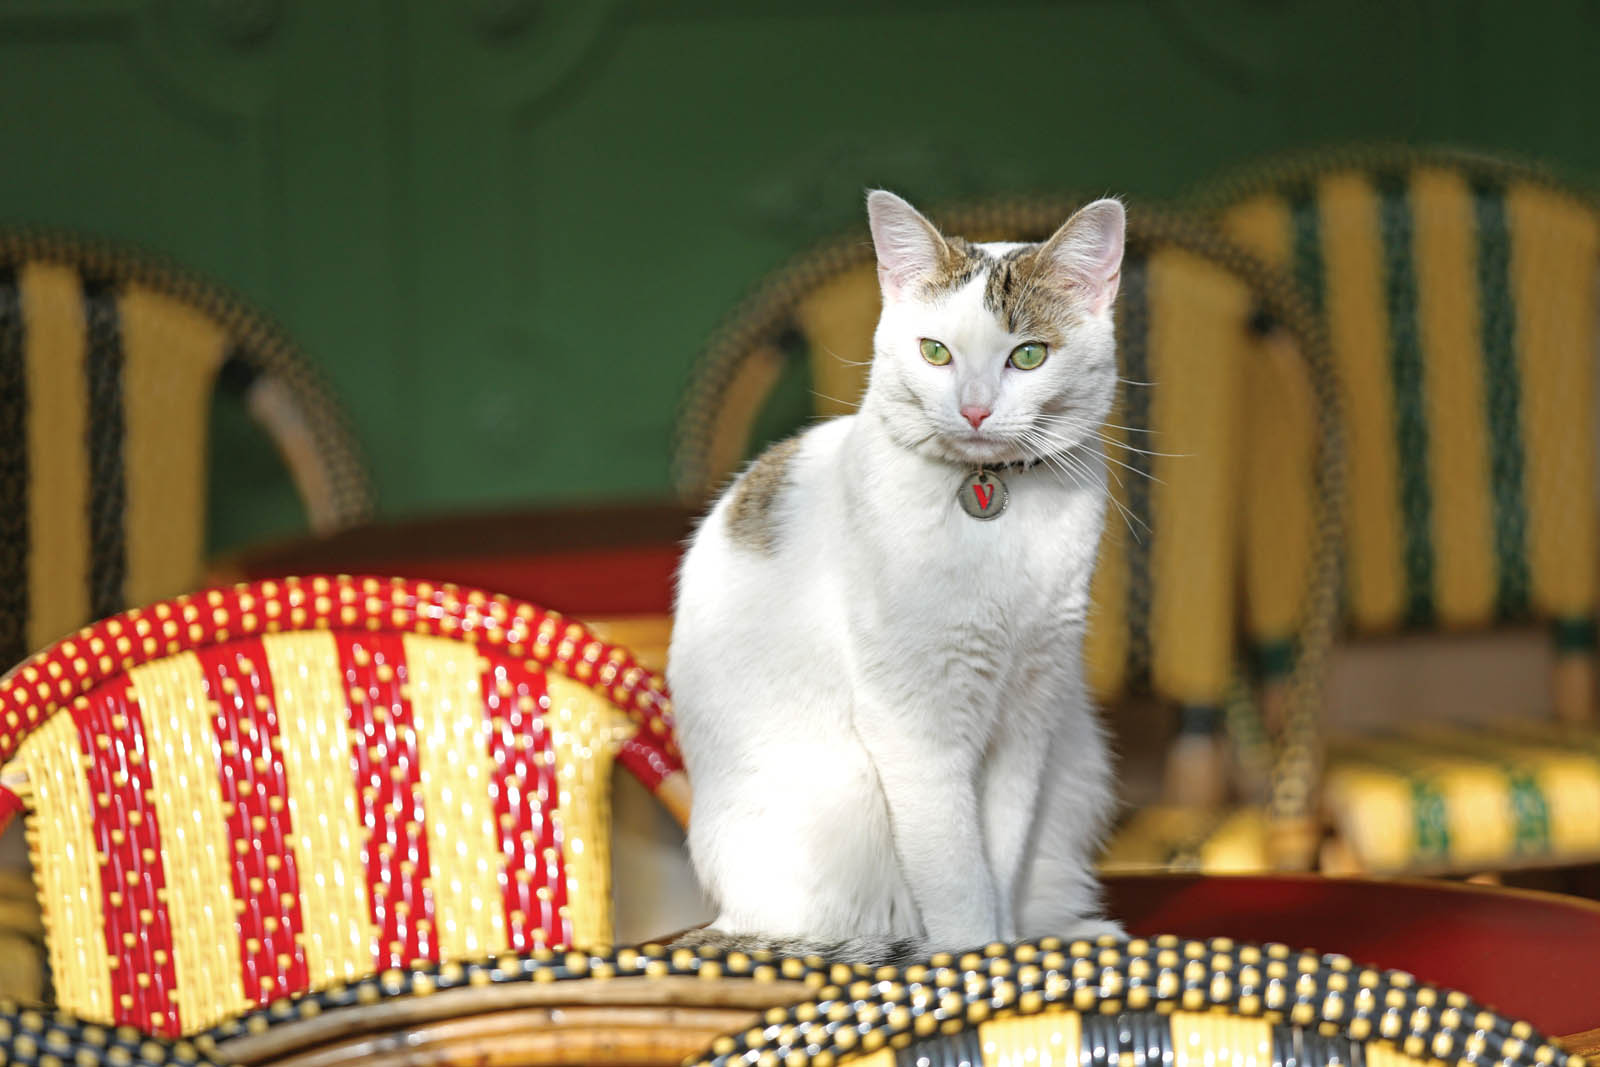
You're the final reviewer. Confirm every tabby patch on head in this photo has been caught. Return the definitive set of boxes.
[863,190,1125,470]
[725,436,802,554]
[905,239,1079,343]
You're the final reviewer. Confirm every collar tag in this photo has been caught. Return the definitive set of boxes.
[959,469,1009,520]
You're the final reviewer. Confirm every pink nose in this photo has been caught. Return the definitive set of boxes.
[961,405,992,429]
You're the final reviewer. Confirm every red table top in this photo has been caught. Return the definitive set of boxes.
[1108,873,1600,1036]
[226,508,1600,1038]
[221,502,692,616]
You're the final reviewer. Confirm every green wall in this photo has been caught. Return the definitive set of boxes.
[2,0,1597,552]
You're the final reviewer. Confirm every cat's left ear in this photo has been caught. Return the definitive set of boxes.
[1038,198,1125,316]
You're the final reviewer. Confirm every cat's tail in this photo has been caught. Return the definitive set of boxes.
[667,926,925,968]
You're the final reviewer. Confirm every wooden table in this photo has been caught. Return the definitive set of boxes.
[1108,873,1600,1043]
[216,501,695,612]
[218,512,1600,1052]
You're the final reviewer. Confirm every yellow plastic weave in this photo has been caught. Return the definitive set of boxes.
[262,631,378,984]
[19,264,90,653]
[544,673,634,949]
[401,634,510,960]
[16,713,112,1023]
[978,1007,1081,1067]
[129,654,250,1031]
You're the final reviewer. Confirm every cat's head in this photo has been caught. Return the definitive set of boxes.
[863,191,1124,469]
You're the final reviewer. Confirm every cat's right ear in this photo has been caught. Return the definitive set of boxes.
[866,190,948,303]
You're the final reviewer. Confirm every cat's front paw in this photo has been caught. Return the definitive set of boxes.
[1053,917,1125,944]
[667,927,925,968]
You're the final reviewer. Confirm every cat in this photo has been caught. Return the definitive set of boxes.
[666,190,1126,966]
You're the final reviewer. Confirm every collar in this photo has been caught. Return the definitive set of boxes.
[984,456,1045,473]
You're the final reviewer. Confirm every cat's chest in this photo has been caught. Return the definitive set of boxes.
[846,465,1102,621]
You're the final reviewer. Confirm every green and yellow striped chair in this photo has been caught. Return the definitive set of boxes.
[673,200,1344,870]
[687,934,1583,1067]
[0,231,374,670]
[1202,148,1600,874]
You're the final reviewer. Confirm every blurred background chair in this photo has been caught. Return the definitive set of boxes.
[1199,148,1600,877]
[0,231,374,668]
[0,576,684,1036]
[672,199,1344,872]
[685,932,1581,1067]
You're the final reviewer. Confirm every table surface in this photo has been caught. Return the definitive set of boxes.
[1107,873,1600,1039]
[223,512,1600,1041]
[218,501,697,615]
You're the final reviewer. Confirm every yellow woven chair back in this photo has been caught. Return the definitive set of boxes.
[674,202,1341,818]
[685,934,1579,1067]
[0,576,682,1037]
[0,233,374,669]
[1207,151,1599,665]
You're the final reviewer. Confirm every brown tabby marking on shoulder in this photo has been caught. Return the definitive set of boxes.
[726,437,803,554]
[982,244,1073,343]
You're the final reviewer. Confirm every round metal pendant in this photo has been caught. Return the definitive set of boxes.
[959,469,1008,520]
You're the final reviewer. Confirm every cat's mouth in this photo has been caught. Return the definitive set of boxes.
[939,428,1030,466]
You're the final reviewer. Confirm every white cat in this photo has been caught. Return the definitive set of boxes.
[667,191,1125,965]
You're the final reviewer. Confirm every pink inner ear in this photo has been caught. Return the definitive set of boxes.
[867,191,946,301]
[1051,200,1125,315]
[1089,266,1122,315]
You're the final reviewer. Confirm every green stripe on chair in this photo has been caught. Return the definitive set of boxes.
[1471,176,1532,620]
[1375,172,1435,628]
[1288,182,1325,318]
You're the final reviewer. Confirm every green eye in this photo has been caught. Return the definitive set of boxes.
[1009,342,1048,370]
[919,338,952,366]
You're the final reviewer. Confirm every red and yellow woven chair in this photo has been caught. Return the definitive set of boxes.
[1199,148,1600,875]
[0,231,374,670]
[673,199,1344,871]
[688,934,1584,1067]
[0,575,687,1037]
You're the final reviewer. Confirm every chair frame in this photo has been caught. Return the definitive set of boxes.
[0,227,374,537]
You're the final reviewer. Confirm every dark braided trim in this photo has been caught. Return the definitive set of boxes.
[0,1002,223,1067]
[689,934,1575,1067]
[199,941,863,1052]
[672,199,1345,837]
[1117,255,1154,692]
[0,228,374,531]
[1183,142,1600,219]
